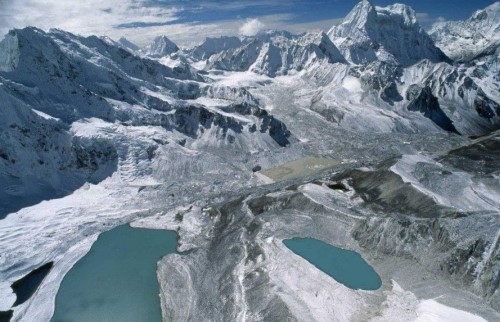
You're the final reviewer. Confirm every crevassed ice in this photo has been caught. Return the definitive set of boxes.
[0,33,20,72]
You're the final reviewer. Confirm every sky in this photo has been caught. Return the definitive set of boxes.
[0,0,497,47]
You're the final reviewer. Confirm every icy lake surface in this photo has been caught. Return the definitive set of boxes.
[51,225,178,322]
[258,157,340,182]
[283,238,382,290]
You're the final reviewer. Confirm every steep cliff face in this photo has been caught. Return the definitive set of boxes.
[405,84,458,133]
[0,32,20,72]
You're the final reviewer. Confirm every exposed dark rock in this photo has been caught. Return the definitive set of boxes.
[334,167,447,217]
[406,84,459,133]
[259,115,292,147]
[457,76,478,99]
[380,81,403,104]
[474,89,499,119]
[357,62,403,105]
[438,130,500,175]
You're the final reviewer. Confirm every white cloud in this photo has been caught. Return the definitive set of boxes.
[0,1,341,48]
[239,18,265,36]
[415,12,449,29]
[0,0,179,44]
[416,12,432,23]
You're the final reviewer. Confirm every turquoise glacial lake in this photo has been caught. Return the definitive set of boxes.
[52,225,178,322]
[283,238,381,290]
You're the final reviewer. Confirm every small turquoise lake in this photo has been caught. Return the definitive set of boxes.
[283,238,381,290]
[51,225,178,322]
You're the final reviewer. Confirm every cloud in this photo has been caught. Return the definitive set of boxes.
[415,12,449,29]
[0,0,179,44]
[0,0,341,47]
[239,18,265,36]
[416,12,432,23]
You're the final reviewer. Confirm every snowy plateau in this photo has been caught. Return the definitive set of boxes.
[0,0,499,321]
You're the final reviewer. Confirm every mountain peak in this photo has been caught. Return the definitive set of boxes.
[376,3,418,26]
[328,0,447,66]
[328,0,376,41]
[145,35,179,57]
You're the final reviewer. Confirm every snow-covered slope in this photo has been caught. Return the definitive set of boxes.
[327,0,449,66]
[298,1,499,136]
[429,2,500,62]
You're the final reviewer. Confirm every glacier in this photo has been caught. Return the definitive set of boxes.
[0,1,499,321]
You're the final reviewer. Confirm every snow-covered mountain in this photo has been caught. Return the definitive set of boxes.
[168,1,499,136]
[0,27,293,217]
[189,36,243,60]
[304,55,499,135]
[187,30,345,77]
[430,2,500,62]
[143,35,179,57]
[0,1,499,322]
[327,0,449,66]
